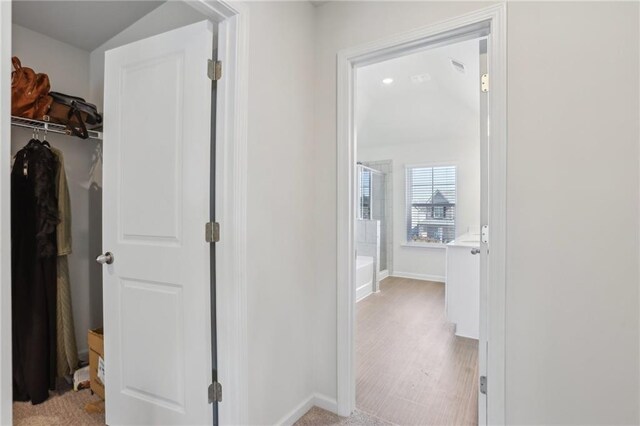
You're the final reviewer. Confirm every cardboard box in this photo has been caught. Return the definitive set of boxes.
[88,328,104,399]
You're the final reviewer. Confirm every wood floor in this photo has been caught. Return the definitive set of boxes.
[356,276,478,425]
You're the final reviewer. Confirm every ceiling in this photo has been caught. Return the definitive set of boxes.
[13,1,165,51]
[356,38,480,148]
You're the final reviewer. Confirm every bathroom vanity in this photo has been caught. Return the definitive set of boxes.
[445,233,480,339]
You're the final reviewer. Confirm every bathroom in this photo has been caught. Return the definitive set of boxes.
[350,36,485,424]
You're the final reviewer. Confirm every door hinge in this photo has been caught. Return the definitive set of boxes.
[480,375,487,395]
[208,381,222,403]
[481,73,489,92]
[208,59,222,81]
[205,222,220,243]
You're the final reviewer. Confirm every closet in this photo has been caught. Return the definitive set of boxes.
[8,2,219,425]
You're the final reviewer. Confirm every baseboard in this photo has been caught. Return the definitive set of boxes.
[275,395,315,426]
[313,393,338,413]
[355,281,372,302]
[378,269,389,280]
[391,271,445,283]
[275,393,338,425]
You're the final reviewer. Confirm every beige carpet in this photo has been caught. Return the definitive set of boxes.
[13,389,105,426]
[296,407,394,425]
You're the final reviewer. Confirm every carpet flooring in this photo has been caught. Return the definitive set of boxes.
[296,407,394,425]
[13,389,105,426]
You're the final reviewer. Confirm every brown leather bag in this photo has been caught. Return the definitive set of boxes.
[46,92,102,139]
[11,57,53,119]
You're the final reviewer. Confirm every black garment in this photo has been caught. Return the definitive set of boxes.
[11,140,59,404]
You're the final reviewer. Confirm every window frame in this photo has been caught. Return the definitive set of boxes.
[404,162,458,248]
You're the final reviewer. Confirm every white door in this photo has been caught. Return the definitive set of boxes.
[478,38,489,426]
[101,20,215,426]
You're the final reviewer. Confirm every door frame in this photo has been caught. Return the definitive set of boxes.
[335,4,507,424]
[0,1,250,425]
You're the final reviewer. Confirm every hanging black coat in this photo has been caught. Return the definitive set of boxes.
[11,140,59,404]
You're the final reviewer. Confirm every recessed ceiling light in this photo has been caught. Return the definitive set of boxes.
[382,78,394,85]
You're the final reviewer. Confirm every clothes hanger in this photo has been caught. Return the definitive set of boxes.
[26,128,39,149]
[41,127,50,148]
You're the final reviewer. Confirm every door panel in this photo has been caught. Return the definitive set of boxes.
[102,20,214,426]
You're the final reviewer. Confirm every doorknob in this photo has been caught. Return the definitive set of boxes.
[470,248,481,255]
[96,252,114,265]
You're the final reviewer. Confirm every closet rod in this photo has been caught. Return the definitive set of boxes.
[11,116,102,140]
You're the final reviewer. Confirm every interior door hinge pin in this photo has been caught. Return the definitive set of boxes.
[208,381,222,403]
[208,59,222,81]
[205,222,220,243]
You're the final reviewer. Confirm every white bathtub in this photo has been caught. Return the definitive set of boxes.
[356,256,374,302]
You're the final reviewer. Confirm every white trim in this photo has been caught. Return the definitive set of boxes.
[0,2,11,425]
[391,272,446,283]
[400,242,447,249]
[404,160,461,169]
[274,393,338,426]
[313,393,338,413]
[484,6,508,425]
[198,2,251,425]
[378,269,389,280]
[355,282,373,302]
[275,395,315,426]
[0,2,250,425]
[336,4,507,424]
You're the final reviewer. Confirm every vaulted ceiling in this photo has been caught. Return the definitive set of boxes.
[13,1,165,51]
[356,38,480,148]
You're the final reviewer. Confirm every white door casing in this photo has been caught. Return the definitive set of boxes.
[478,37,489,426]
[102,20,214,425]
[336,5,507,423]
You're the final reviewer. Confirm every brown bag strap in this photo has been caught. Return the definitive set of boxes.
[66,109,89,139]
[11,57,22,71]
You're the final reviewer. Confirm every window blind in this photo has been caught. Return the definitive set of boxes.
[359,168,371,220]
[406,165,456,244]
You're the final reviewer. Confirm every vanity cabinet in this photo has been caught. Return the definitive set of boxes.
[445,237,480,339]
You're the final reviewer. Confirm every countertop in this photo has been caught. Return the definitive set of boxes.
[446,233,481,249]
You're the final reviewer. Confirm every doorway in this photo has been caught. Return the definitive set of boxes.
[336,5,507,424]
[0,2,249,425]
[354,36,484,424]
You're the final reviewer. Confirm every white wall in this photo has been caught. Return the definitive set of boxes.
[244,2,317,423]
[11,24,99,357]
[358,136,480,281]
[506,3,639,424]
[313,2,640,424]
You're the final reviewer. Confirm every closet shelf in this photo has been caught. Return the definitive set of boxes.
[11,116,102,140]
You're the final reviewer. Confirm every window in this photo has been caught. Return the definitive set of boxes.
[358,168,371,220]
[406,165,456,244]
